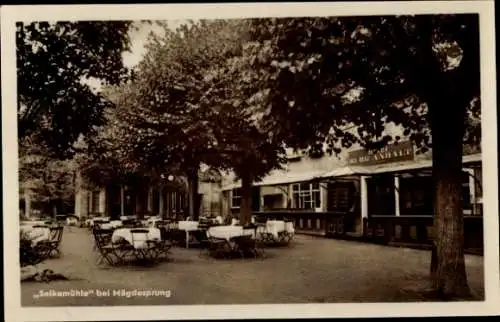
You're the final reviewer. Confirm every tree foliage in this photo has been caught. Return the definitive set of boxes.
[19,136,76,215]
[245,14,480,298]
[246,15,480,154]
[106,20,286,220]
[17,21,134,158]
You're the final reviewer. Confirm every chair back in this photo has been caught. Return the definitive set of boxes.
[157,226,169,240]
[32,225,48,229]
[49,226,64,242]
[192,229,209,243]
[130,229,151,244]
[92,228,113,249]
[232,235,256,249]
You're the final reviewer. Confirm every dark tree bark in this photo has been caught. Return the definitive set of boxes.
[412,15,477,298]
[428,91,472,298]
[187,168,200,220]
[239,172,254,226]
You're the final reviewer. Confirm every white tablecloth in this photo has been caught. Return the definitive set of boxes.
[207,225,254,241]
[100,220,123,230]
[178,221,199,231]
[87,217,111,226]
[264,220,295,239]
[112,228,161,249]
[21,226,51,245]
[21,220,48,226]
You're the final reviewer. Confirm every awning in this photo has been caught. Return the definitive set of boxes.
[321,165,373,178]
[222,170,326,191]
[221,153,482,190]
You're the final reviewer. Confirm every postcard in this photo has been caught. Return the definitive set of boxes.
[2,1,499,321]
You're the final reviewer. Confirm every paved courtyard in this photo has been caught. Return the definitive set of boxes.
[21,227,484,306]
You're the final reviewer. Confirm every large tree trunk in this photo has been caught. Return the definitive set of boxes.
[187,168,200,220]
[239,172,253,226]
[419,14,479,299]
[429,96,471,298]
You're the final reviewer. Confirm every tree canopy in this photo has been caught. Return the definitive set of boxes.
[110,20,288,185]
[103,19,286,220]
[19,136,76,215]
[17,21,134,158]
[246,15,480,154]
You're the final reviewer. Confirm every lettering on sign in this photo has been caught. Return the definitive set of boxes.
[347,141,414,165]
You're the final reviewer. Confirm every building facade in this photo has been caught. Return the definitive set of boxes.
[219,140,483,238]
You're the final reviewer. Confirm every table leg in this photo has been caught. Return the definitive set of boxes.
[186,231,189,249]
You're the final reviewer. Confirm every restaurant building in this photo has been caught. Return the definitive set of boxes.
[73,168,221,220]
[220,140,483,250]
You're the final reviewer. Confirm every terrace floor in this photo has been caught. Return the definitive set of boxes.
[21,227,484,306]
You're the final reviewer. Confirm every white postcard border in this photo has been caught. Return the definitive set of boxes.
[2,1,498,320]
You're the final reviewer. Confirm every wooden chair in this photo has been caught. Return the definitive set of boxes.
[207,237,230,259]
[92,228,121,266]
[192,229,210,248]
[151,225,174,260]
[130,229,159,262]
[168,228,186,246]
[231,235,262,259]
[45,226,64,257]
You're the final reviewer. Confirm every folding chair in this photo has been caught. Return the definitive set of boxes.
[207,237,230,259]
[153,224,173,260]
[92,228,121,266]
[130,229,159,262]
[45,226,64,257]
[231,235,262,259]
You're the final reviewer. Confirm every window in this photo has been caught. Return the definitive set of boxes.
[398,171,472,216]
[367,175,395,216]
[399,175,433,216]
[263,194,284,210]
[231,188,242,208]
[292,182,321,210]
[328,182,355,211]
[461,170,473,214]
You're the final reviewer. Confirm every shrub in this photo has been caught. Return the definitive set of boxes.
[20,231,46,267]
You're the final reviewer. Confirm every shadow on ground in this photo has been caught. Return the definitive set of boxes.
[21,228,484,306]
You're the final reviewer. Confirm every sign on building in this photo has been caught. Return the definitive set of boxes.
[347,141,414,165]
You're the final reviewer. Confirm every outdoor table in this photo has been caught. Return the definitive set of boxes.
[21,220,48,226]
[20,225,51,245]
[177,221,199,248]
[265,220,295,239]
[100,220,123,230]
[111,227,161,249]
[207,225,254,241]
[88,217,111,227]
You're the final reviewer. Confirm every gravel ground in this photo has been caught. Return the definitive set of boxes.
[21,227,484,306]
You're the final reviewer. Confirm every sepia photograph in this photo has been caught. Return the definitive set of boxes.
[2,1,499,320]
